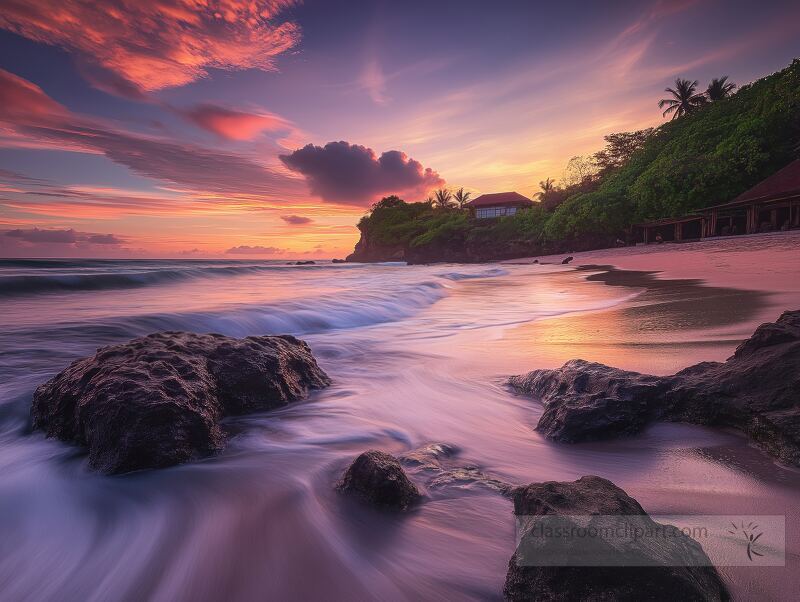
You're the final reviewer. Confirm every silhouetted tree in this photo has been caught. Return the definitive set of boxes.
[433,188,453,209]
[659,78,705,119]
[593,128,654,173]
[535,178,556,199]
[706,76,737,101]
[370,195,405,212]
[562,155,598,187]
[453,187,472,209]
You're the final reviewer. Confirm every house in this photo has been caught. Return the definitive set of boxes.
[700,159,800,236]
[466,192,535,219]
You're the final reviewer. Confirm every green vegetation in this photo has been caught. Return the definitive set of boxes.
[353,59,800,260]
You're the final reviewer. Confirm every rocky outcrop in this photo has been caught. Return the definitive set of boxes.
[337,450,421,510]
[504,476,729,601]
[345,230,406,262]
[32,331,330,474]
[509,360,669,442]
[510,310,800,465]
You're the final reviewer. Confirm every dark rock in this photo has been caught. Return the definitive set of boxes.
[509,360,669,442]
[510,310,800,465]
[331,258,346,263]
[504,476,729,601]
[32,331,330,474]
[561,256,574,264]
[337,450,421,510]
[294,260,316,265]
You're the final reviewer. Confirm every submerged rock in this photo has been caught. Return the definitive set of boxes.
[509,310,800,465]
[504,476,729,601]
[337,450,421,510]
[32,331,330,474]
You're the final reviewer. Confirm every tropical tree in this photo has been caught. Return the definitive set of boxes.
[535,178,556,199]
[424,195,435,207]
[658,78,705,120]
[706,76,737,101]
[453,187,472,209]
[433,188,453,209]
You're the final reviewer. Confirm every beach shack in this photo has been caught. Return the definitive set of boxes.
[466,192,534,219]
[633,215,706,244]
[700,159,800,236]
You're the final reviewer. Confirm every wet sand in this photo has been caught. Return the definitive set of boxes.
[501,230,799,375]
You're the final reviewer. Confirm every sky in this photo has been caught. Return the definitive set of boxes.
[0,0,798,258]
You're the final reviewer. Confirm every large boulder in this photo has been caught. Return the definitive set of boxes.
[337,450,421,510]
[509,360,669,442]
[510,310,800,465]
[32,331,330,474]
[504,476,729,601]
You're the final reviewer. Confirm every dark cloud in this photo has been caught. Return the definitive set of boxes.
[86,233,125,245]
[6,228,77,243]
[280,141,444,206]
[4,228,125,245]
[225,245,285,255]
[281,214,313,225]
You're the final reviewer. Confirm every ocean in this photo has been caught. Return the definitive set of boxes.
[1,252,798,600]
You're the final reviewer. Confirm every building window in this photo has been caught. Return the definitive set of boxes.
[476,206,518,218]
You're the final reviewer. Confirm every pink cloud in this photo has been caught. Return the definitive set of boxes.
[0,69,304,200]
[280,141,444,206]
[179,104,289,140]
[0,0,301,94]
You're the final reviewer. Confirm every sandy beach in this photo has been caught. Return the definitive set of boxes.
[500,230,800,374]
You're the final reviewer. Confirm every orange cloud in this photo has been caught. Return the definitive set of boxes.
[179,103,289,140]
[0,0,301,94]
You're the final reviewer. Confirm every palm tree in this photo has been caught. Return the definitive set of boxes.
[535,177,555,199]
[433,188,453,209]
[453,187,471,209]
[706,76,736,101]
[658,78,705,120]
[424,195,435,206]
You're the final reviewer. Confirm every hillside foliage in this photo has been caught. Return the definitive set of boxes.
[354,59,800,257]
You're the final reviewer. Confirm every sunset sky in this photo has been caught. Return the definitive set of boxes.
[0,0,798,258]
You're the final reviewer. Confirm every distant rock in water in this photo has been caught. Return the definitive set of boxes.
[337,450,421,510]
[561,256,574,264]
[31,331,330,474]
[510,310,800,465]
[503,476,729,601]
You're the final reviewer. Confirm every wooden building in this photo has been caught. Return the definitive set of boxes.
[633,215,706,244]
[466,192,534,219]
[635,159,800,244]
[701,159,800,236]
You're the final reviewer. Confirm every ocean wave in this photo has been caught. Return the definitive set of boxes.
[436,267,509,281]
[0,263,343,297]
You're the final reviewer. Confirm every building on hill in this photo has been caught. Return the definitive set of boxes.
[701,159,800,236]
[466,192,534,219]
[634,159,800,244]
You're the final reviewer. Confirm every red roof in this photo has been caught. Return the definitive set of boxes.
[705,159,800,209]
[465,191,534,208]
